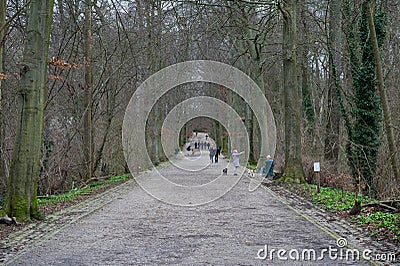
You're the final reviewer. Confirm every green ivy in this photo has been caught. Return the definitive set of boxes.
[356,212,400,237]
[311,186,374,212]
[341,2,386,197]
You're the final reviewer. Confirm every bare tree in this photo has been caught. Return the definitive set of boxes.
[279,0,305,182]
[0,0,5,193]
[83,0,93,179]
[324,0,341,163]
[365,0,399,181]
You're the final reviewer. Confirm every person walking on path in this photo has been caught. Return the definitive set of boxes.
[186,144,191,156]
[232,149,244,175]
[209,147,216,163]
[215,146,221,163]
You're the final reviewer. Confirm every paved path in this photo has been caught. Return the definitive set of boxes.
[6,152,375,265]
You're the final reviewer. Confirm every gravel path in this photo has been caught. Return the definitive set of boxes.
[4,151,384,265]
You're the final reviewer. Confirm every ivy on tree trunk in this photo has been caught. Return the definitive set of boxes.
[341,1,385,197]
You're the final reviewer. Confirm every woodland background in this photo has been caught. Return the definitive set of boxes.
[0,0,399,211]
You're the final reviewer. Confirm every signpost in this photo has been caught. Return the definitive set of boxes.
[314,162,321,193]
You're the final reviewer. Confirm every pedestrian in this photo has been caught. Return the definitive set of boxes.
[186,145,191,156]
[232,149,244,176]
[265,155,274,178]
[215,146,221,163]
[207,142,210,150]
[194,142,198,149]
[209,147,216,163]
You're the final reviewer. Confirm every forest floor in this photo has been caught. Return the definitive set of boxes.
[273,182,400,246]
[1,152,398,265]
[262,180,399,259]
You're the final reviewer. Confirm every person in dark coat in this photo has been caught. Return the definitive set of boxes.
[215,146,221,163]
[209,147,216,163]
[265,155,274,178]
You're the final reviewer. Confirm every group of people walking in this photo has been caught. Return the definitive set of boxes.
[209,146,221,163]
[185,142,212,156]
[184,132,274,178]
[188,141,212,151]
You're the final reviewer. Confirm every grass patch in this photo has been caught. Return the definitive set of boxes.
[38,174,132,206]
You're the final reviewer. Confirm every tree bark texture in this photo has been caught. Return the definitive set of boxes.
[6,0,55,221]
[83,0,93,179]
[281,0,305,183]
[0,0,5,191]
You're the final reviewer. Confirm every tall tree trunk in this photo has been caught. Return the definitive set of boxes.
[299,7,315,147]
[144,0,163,165]
[341,1,383,197]
[83,0,93,179]
[58,0,64,26]
[5,0,55,221]
[365,0,399,181]
[324,0,341,162]
[0,0,5,190]
[297,3,320,156]
[230,1,262,164]
[280,0,305,182]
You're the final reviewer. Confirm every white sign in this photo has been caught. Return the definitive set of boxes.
[314,162,320,172]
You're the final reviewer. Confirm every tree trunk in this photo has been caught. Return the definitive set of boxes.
[324,0,341,162]
[5,0,55,221]
[231,1,263,164]
[280,0,305,183]
[298,8,315,147]
[0,0,5,190]
[365,0,399,181]
[83,0,93,179]
[58,0,64,26]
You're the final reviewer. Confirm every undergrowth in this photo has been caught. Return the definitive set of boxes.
[38,174,132,206]
[311,186,375,212]
[295,184,400,241]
